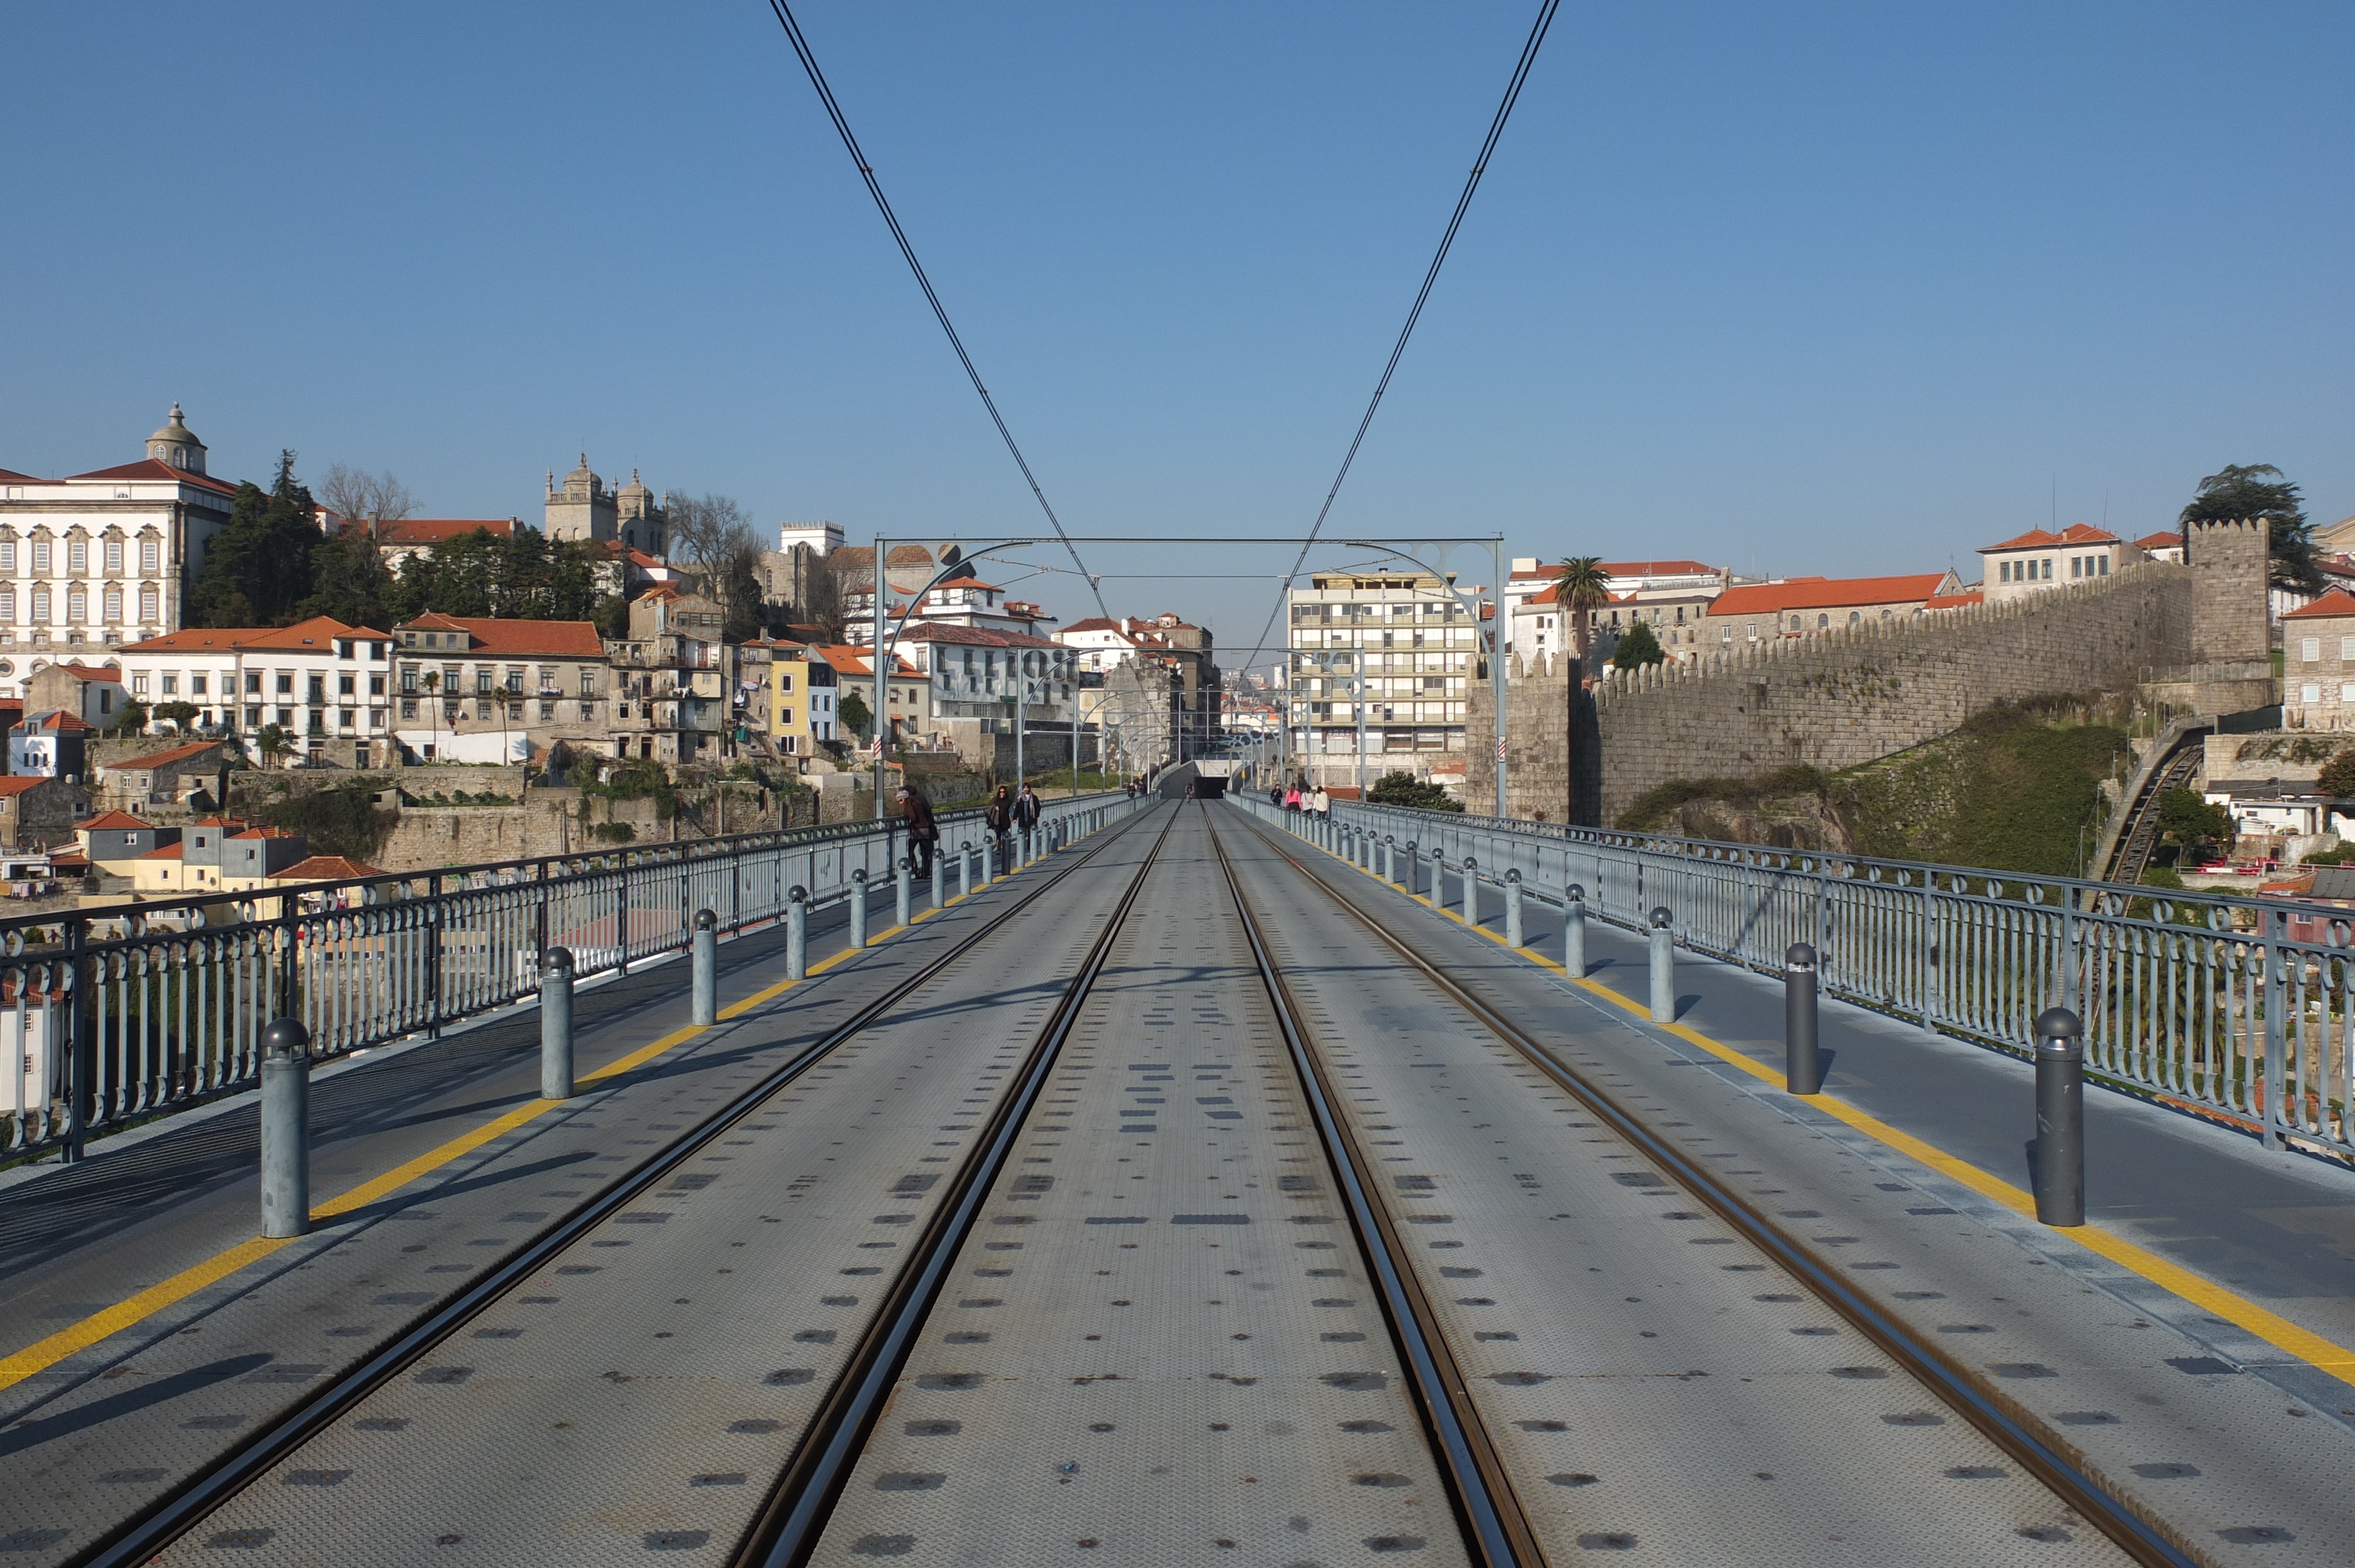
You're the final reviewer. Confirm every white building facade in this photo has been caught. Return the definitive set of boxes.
[1287,569,1480,785]
[0,406,235,686]
[117,617,397,766]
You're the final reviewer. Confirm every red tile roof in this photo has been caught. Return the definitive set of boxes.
[1925,588,1985,610]
[80,810,155,830]
[65,459,238,497]
[927,575,1003,593]
[21,709,94,733]
[397,614,604,658]
[231,826,303,839]
[1708,573,1954,617]
[357,518,516,546]
[1981,523,2121,552]
[896,621,1060,650]
[47,663,124,683]
[107,740,223,770]
[121,616,389,654]
[137,842,185,861]
[0,778,49,796]
[0,468,49,485]
[812,645,921,678]
[2283,590,2355,621]
[272,855,385,882]
[2135,531,2185,550]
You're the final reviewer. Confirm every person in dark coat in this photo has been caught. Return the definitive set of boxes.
[1014,783,1041,835]
[898,786,940,881]
[984,785,1015,863]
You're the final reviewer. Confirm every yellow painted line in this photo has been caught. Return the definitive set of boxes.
[1285,820,2355,1386]
[0,1235,293,1392]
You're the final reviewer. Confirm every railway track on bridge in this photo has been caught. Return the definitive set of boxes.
[49,800,2241,1565]
[74,807,1176,1568]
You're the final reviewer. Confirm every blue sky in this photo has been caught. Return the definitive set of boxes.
[4,2,2348,667]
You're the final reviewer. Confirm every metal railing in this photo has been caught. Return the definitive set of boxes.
[3,790,1143,1165]
[1233,793,2355,1164]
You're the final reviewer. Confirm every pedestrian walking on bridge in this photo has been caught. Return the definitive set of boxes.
[984,785,1015,863]
[898,786,940,882]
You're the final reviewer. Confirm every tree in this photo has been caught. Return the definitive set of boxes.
[256,723,292,769]
[155,700,200,731]
[2181,463,2318,594]
[667,493,760,597]
[1367,769,1465,812]
[2156,785,2233,852]
[116,697,148,733]
[1550,556,1613,825]
[192,451,321,626]
[721,548,767,641]
[839,688,873,740]
[316,464,416,534]
[798,550,845,639]
[2319,748,2355,800]
[1611,619,1666,669]
[296,530,394,629]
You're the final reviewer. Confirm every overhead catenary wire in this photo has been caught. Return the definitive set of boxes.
[762,0,1113,626]
[1246,0,1563,674]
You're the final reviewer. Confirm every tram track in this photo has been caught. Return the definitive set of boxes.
[1223,803,2201,1568]
[75,804,1169,1568]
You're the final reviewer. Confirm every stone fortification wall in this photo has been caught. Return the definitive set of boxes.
[1472,563,2193,827]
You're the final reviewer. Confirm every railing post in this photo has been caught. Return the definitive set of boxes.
[1784,943,1819,1094]
[1504,868,1523,946]
[259,1016,311,1239]
[1648,905,1676,1023]
[692,908,718,1026]
[1462,856,1478,927]
[850,868,869,949]
[896,855,913,928]
[2262,909,2288,1151]
[540,946,575,1099]
[61,916,91,1162]
[2033,1006,2085,1225]
[787,885,808,980]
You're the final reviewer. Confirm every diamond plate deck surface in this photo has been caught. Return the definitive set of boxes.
[1229,806,2355,1566]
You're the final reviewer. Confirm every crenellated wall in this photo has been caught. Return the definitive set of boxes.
[1473,563,2196,826]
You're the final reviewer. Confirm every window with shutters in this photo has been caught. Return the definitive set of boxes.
[2303,637,2321,663]
[103,588,121,622]
[31,541,49,573]
[104,539,122,573]
[140,539,160,573]
[31,587,49,622]
[67,589,86,623]
[138,589,158,622]
[68,540,87,573]
[2302,683,2321,704]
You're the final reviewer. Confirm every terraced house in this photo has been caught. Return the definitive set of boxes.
[392,613,606,765]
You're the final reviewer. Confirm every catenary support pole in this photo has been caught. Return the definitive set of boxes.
[259,1017,311,1239]
[1784,943,1819,1095]
[540,946,575,1100]
[787,885,808,980]
[1648,906,1676,1023]
[2034,1006,2086,1226]
[692,908,718,1026]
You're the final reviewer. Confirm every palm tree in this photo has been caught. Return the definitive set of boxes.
[1551,556,1611,825]
[256,723,291,770]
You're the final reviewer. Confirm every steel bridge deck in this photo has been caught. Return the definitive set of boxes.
[2,802,2351,1566]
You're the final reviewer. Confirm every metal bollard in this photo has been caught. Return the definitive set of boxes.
[541,946,575,1100]
[787,885,808,980]
[958,841,973,901]
[692,908,718,1026]
[849,869,869,949]
[2033,1007,2086,1227]
[1380,835,1394,882]
[930,848,946,913]
[1647,906,1676,1023]
[1784,943,1819,1094]
[1504,869,1524,947]
[1462,856,1479,926]
[1564,884,1587,978]
[259,1016,311,1238]
[1403,841,1419,895]
[984,837,999,886]
[895,855,913,929]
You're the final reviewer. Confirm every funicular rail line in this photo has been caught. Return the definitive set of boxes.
[77,806,1169,1568]
[1204,807,1539,1567]
[1224,805,2200,1568]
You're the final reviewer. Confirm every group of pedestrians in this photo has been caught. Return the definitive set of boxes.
[891,781,1043,885]
[1274,778,1331,817]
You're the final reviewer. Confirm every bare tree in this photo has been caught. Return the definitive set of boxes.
[665,492,760,596]
[317,464,417,536]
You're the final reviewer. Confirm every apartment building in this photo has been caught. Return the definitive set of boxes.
[1286,569,1480,785]
[2284,592,2355,731]
[1980,524,2127,603]
[117,616,397,767]
[391,613,607,765]
[607,588,730,764]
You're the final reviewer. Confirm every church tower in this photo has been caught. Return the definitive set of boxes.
[544,455,616,543]
[615,469,665,556]
[145,403,207,474]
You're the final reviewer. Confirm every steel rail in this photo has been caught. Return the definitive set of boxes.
[1230,805,2204,1568]
[72,803,1169,1568]
[1202,805,1542,1568]
[738,806,1184,1567]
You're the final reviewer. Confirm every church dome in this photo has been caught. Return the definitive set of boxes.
[145,403,208,473]
[617,468,651,499]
